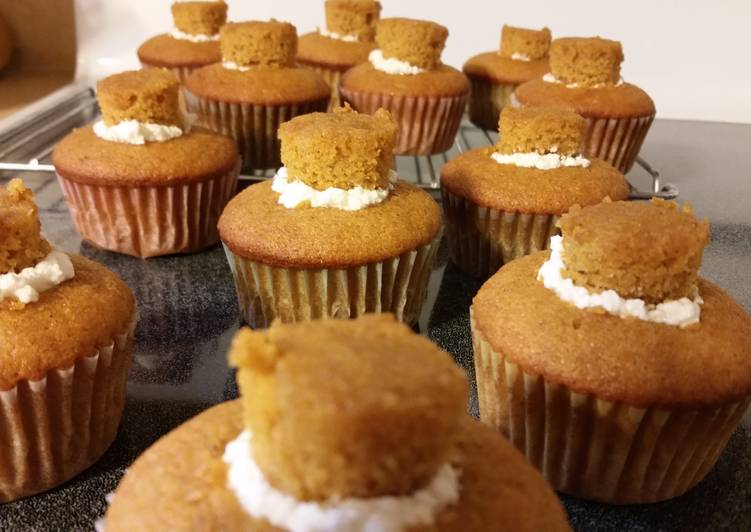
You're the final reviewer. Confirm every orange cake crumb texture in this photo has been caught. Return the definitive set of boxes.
[279,105,397,191]
[97,69,181,127]
[500,25,551,60]
[171,1,228,36]
[325,0,382,42]
[229,314,468,502]
[220,20,297,68]
[550,37,623,87]
[559,199,710,303]
[375,17,447,70]
[496,106,585,156]
[0,179,51,275]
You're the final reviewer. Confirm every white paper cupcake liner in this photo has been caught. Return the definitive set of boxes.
[466,75,517,131]
[297,61,345,111]
[583,114,655,174]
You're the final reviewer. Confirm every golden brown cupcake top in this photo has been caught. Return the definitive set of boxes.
[500,25,551,60]
[496,106,585,156]
[220,20,297,69]
[549,37,623,87]
[279,105,397,191]
[325,0,381,42]
[0,179,51,275]
[171,1,227,36]
[97,69,181,127]
[558,200,710,303]
[375,18,448,70]
[228,314,468,502]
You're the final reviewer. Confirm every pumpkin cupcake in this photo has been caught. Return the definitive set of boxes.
[472,199,751,504]
[514,37,655,173]
[0,12,12,71]
[441,105,629,279]
[52,69,240,258]
[340,17,469,155]
[0,179,136,502]
[464,25,551,130]
[104,315,570,531]
[184,20,331,173]
[137,1,227,83]
[297,0,381,109]
[218,106,442,328]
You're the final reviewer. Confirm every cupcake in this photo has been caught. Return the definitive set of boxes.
[218,106,442,328]
[184,20,331,173]
[297,0,382,109]
[514,37,656,173]
[472,199,751,503]
[0,12,12,71]
[52,69,240,258]
[464,25,551,130]
[340,17,469,155]
[137,1,227,83]
[0,179,136,502]
[104,315,570,531]
[441,106,629,279]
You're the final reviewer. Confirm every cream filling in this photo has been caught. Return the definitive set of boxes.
[272,167,397,211]
[93,120,184,145]
[0,249,75,304]
[319,28,359,42]
[222,60,252,72]
[223,430,461,532]
[538,235,703,328]
[511,52,531,61]
[368,49,425,75]
[170,28,219,42]
[491,151,590,170]
[542,72,624,89]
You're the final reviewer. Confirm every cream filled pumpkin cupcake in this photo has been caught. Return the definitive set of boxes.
[340,17,469,155]
[0,179,136,502]
[104,315,570,531]
[184,20,331,173]
[472,199,751,503]
[297,0,381,109]
[218,106,442,328]
[53,69,240,258]
[514,37,655,173]
[138,0,227,82]
[464,25,551,130]
[441,106,629,279]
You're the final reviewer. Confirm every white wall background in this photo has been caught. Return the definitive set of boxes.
[75,0,751,123]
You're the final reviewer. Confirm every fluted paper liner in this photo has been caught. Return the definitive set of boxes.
[583,114,655,174]
[223,234,441,329]
[140,62,198,84]
[184,89,329,173]
[57,162,239,258]
[471,315,751,504]
[442,188,558,279]
[297,61,344,111]
[0,318,136,502]
[467,75,517,131]
[340,86,467,156]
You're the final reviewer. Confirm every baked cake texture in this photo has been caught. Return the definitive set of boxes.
[559,199,710,303]
[97,69,181,127]
[228,314,468,501]
[278,105,397,191]
[171,1,227,36]
[500,25,551,60]
[496,106,585,156]
[220,20,297,68]
[550,37,623,87]
[0,179,51,274]
[375,18,448,70]
[325,0,381,42]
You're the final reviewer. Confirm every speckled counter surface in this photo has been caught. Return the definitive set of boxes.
[1,119,750,531]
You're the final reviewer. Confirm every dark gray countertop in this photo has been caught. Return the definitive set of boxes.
[1,118,750,531]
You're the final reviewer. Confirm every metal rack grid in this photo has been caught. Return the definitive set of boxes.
[0,86,678,201]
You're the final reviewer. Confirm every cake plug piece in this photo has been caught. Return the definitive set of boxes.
[97,69,182,128]
[496,106,586,157]
[375,18,448,71]
[171,0,228,38]
[0,179,51,275]
[221,20,298,69]
[324,0,382,42]
[499,25,551,61]
[549,37,624,87]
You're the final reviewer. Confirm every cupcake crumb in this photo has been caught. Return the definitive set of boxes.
[325,0,381,42]
[499,25,551,60]
[0,179,51,275]
[171,1,227,36]
[550,37,623,87]
[220,20,298,68]
[97,69,181,127]
[496,106,585,156]
[375,18,447,70]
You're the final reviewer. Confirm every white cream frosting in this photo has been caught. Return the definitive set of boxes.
[491,151,590,170]
[0,249,75,304]
[511,52,531,61]
[542,72,624,89]
[368,49,425,75]
[538,235,703,328]
[272,167,397,211]
[93,120,184,145]
[170,28,219,42]
[222,60,252,72]
[224,430,461,532]
[319,28,359,43]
